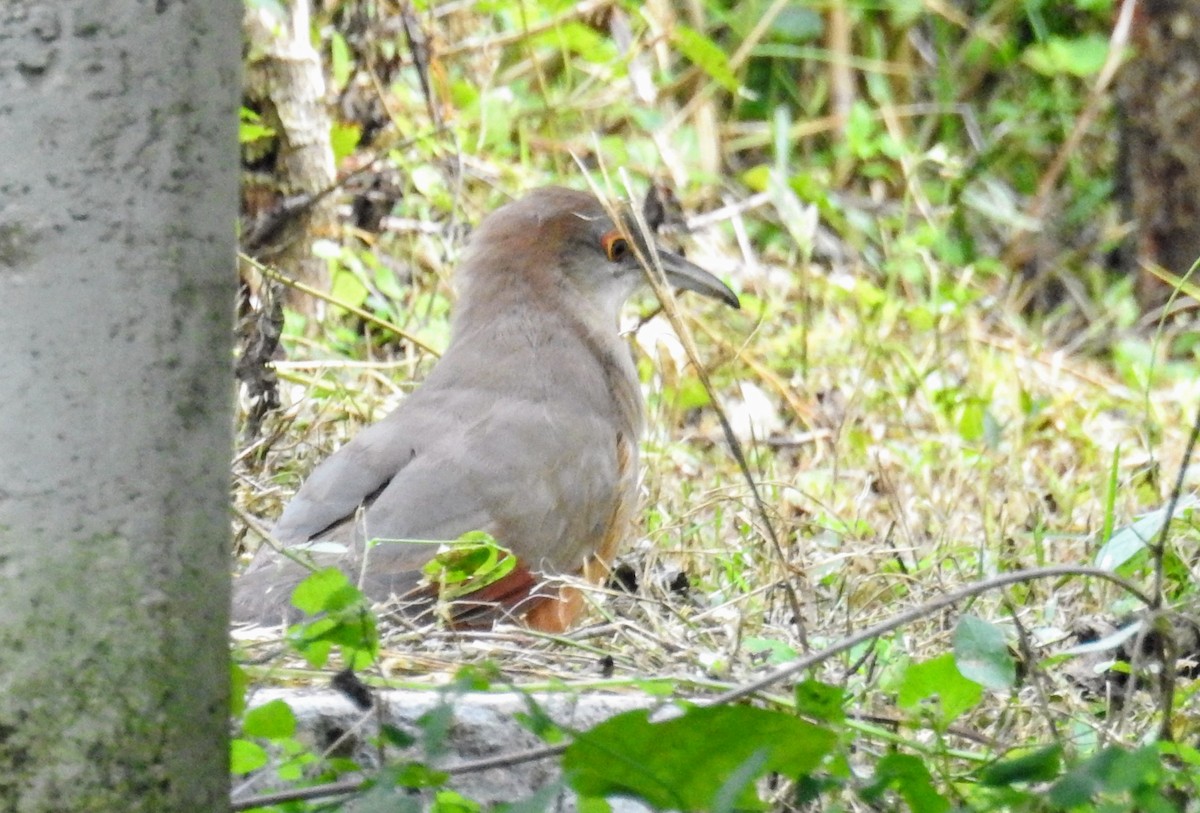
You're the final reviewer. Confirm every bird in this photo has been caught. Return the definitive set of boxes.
[232,186,739,632]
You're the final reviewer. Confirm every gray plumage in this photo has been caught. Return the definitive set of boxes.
[232,186,738,628]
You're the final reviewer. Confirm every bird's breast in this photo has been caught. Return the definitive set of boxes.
[454,308,644,439]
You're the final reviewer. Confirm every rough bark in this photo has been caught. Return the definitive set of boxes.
[1116,0,1200,309]
[0,3,239,811]
[242,0,337,319]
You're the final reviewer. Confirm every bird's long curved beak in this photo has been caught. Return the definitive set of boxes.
[653,249,741,309]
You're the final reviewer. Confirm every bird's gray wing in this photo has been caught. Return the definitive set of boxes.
[233,381,485,623]
[271,408,428,545]
[359,392,622,574]
[234,319,639,628]
[234,380,622,624]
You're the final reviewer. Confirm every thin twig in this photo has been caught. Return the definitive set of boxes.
[231,778,364,810]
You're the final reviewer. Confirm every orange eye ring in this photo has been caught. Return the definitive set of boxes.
[601,231,630,263]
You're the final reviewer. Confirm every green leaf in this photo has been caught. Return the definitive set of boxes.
[1096,744,1162,793]
[417,703,455,757]
[291,567,364,615]
[793,680,847,724]
[1096,514,1160,570]
[631,679,678,697]
[744,636,799,665]
[1094,497,1197,571]
[1022,35,1110,78]
[329,30,352,89]
[740,164,770,192]
[957,399,986,442]
[981,745,1063,786]
[374,262,407,300]
[238,107,275,144]
[239,121,275,144]
[1100,445,1121,545]
[672,26,740,93]
[862,753,950,812]
[286,571,378,668]
[452,662,501,691]
[1161,740,1200,768]
[887,0,924,27]
[292,624,333,667]
[770,7,823,42]
[242,698,297,739]
[230,662,248,718]
[664,376,712,411]
[229,738,268,775]
[1048,745,1163,807]
[467,86,518,151]
[536,22,616,64]
[896,652,983,723]
[844,101,881,160]
[953,615,1017,690]
[291,614,378,670]
[331,122,361,164]
[564,705,835,810]
[331,266,371,310]
[575,797,612,813]
[432,789,482,813]
[514,692,564,744]
[391,762,451,789]
[380,723,416,749]
[1048,767,1097,808]
[421,531,518,601]
[712,749,769,813]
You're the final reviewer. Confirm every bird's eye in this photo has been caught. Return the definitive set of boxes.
[601,231,630,263]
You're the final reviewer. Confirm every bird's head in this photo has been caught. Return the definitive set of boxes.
[457,186,740,322]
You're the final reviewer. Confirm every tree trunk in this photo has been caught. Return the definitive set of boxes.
[0,3,239,812]
[1116,0,1200,309]
[243,0,337,319]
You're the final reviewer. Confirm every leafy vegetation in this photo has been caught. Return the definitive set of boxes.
[232,0,1200,810]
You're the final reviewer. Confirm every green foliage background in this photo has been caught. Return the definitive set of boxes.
[233,0,1200,810]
